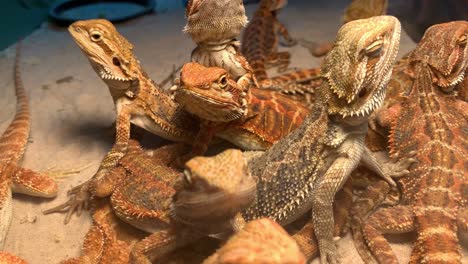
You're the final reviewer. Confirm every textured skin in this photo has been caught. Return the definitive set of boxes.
[307,0,388,57]
[185,0,256,92]
[241,0,296,86]
[203,218,306,264]
[0,43,59,247]
[68,19,198,194]
[173,62,310,154]
[0,252,28,264]
[174,16,403,264]
[358,21,468,264]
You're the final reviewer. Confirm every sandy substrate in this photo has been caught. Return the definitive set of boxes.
[0,0,466,263]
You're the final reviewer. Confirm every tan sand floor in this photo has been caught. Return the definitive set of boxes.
[0,0,466,263]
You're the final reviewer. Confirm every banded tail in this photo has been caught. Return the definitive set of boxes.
[0,43,30,165]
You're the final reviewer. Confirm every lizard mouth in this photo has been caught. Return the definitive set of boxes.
[433,59,467,89]
[97,65,132,82]
[340,83,386,119]
[174,89,247,122]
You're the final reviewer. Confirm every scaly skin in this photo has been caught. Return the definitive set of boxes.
[241,0,296,86]
[44,19,199,221]
[203,218,306,264]
[358,21,468,264]
[184,0,256,92]
[306,0,388,58]
[173,62,310,155]
[0,43,59,248]
[173,16,405,264]
[0,252,27,264]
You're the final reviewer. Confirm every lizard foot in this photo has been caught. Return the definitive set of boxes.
[382,157,417,180]
[319,242,339,264]
[43,181,90,224]
[280,38,298,47]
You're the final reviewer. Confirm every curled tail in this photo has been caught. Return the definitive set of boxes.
[0,42,31,164]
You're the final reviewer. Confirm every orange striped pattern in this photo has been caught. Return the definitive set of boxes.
[0,43,30,165]
[241,0,294,82]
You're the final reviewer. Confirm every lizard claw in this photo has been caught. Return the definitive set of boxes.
[319,242,339,264]
[43,182,90,224]
[378,157,417,187]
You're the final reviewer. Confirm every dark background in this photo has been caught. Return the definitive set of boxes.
[0,0,466,51]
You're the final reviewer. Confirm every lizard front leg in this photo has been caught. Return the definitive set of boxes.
[94,105,132,179]
[311,138,363,264]
[43,106,133,223]
[276,20,297,47]
[361,146,415,184]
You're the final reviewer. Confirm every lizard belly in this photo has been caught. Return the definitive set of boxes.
[130,114,180,142]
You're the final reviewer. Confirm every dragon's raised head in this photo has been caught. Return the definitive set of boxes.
[69,19,138,89]
[173,149,256,224]
[409,21,468,91]
[321,15,401,121]
[173,62,248,122]
[184,0,248,44]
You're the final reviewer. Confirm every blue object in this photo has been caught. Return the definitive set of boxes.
[49,0,155,26]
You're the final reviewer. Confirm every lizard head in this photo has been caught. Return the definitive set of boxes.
[184,0,248,44]
[409,21,468,91]
[69,19,138,88]
[172,149,256,223]
[173,62,248,122]
[321,15,401,122]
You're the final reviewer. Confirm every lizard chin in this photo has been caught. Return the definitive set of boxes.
[174,89,247,122]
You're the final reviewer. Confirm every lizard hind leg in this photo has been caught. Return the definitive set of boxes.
[363,205,414,264]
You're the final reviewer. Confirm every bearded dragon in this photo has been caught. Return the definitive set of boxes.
[0,43,61,248]
[44,19,201,220]
[353,20,468,264]
[203,218,306,264]
[69,18,198,178]
[173,15,407,264]
[172,62,310,156]
[184,0,257,92]
[241,0,297,87]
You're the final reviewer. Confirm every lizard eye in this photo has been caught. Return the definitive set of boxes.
[90,31,102,42]
[365,39,384,57]
[112,57,121,66]
[183,170,193,187]
[458,35,467,45]
[219,75,228,88]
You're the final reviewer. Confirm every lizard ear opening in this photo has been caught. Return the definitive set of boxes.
[90,31,102,42]
[219,75,228,88]
[458,35,467,45]
[365,39,384,57]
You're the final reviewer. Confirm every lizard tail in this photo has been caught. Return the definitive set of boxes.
[0,42,31,164]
